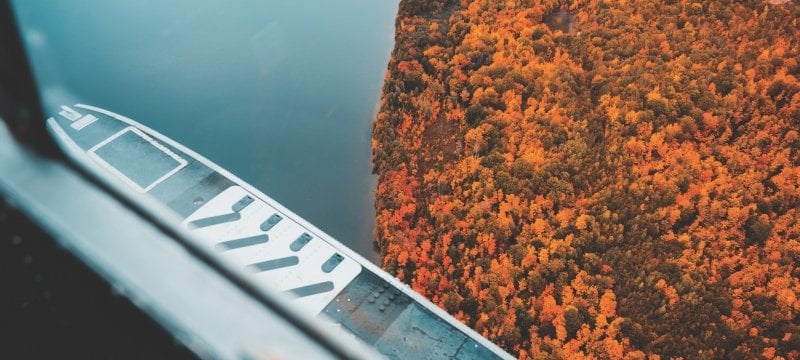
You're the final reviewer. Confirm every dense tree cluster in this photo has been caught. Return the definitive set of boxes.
[372,0,799,358]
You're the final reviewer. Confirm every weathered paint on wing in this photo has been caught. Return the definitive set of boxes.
[47,104,514,360]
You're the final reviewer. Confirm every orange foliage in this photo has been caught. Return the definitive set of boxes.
[373,0,800,358]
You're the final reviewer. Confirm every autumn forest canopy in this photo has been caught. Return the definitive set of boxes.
[372,0,799,358]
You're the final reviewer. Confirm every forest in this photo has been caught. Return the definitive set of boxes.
[372,0,799,358]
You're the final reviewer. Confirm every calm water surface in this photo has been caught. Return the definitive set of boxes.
[13,0,399,263]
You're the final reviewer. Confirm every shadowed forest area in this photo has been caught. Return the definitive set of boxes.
[372,0,799,358]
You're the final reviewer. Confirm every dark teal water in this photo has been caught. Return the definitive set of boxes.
[13,0,398,263]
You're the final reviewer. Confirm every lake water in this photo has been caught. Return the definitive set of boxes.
[13,0,399,264]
